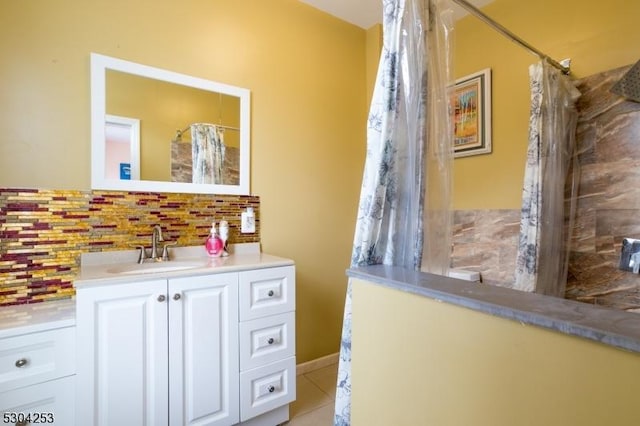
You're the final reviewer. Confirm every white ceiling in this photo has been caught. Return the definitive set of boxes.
[299,0,495,29]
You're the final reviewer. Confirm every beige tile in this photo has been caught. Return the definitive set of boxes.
[290,374,332,418]
[287,403,335,426]
[304,363,338,399]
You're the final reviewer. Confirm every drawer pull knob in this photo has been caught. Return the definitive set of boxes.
[173,293,181,300]
[268,385,275,393]
[15,358,28,368]
[268,338,275,345]
[157,295,166,302]
[268,290,275,297]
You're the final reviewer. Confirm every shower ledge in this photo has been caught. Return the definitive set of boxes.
[348,265,640,353]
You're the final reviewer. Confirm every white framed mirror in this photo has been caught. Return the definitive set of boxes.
[90,53,250,195]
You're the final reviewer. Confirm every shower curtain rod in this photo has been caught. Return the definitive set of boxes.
[450,0,570,74]
[178,123,240,134]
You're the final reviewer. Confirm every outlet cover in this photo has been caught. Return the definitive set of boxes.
[241,211,255,233]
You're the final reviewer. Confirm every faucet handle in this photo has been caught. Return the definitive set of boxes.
[135,245,148,264]
[161,241,178,261]
[631,252,640,274]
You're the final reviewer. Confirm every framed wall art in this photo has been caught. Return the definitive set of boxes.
[452,68,492,158]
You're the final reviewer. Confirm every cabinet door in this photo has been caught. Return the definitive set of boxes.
[168,273,239,426]
[76,279,168,426]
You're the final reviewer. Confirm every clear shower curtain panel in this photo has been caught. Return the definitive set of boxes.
[334,1,454,424]
[191,123,226,184]
[514,61,580,297]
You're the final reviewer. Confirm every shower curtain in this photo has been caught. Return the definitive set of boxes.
[334,1,454,424]
[191,123,226,184]
[514,60,580,297]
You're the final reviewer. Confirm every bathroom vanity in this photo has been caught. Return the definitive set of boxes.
[0,245,295,426]
[75,245,296,426]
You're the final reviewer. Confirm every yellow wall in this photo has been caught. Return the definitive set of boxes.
[0,0,370,363]
[453,0,640,209]
[351,279,640,425]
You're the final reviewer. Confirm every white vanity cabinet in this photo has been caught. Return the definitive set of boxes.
[0,300,76,426]
[75,256,296,426]
[76,273,240,426]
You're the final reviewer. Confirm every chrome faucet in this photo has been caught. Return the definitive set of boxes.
[137,225,176,263]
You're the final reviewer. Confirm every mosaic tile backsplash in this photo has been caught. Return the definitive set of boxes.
[0,188,260,306]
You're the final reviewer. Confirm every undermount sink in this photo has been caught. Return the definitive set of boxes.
[106,261,207,275]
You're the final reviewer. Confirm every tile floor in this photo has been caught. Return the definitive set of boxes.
[285,362,338,425]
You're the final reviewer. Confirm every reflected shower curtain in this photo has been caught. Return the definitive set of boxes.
[514,61,580,297]
[334,1,454,424]
[191,123,226,184]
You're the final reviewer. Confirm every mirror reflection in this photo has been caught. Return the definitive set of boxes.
[91,53,250,195]
[106,70,241,184]
[104,114,140,180]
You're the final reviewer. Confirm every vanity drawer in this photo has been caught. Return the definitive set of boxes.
[239,312,295,371]
[239,266,295,321]
[239,357,296,421]
[0,375,75,425]
[0,327,75,393]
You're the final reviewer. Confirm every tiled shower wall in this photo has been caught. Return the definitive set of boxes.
[451,209,519,287]
[0,188,259,306]
[565,65,640,312]
[451,64,640,313]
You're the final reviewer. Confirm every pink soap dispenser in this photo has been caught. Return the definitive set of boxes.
[205,222,224,257]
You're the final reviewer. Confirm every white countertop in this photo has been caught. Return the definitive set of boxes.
[74,243,294,288]
[0,244,294,337]
[0,299,76,339]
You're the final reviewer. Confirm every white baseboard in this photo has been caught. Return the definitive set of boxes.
[296,352,339,376]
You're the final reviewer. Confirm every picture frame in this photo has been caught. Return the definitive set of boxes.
[452,68,492,158]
